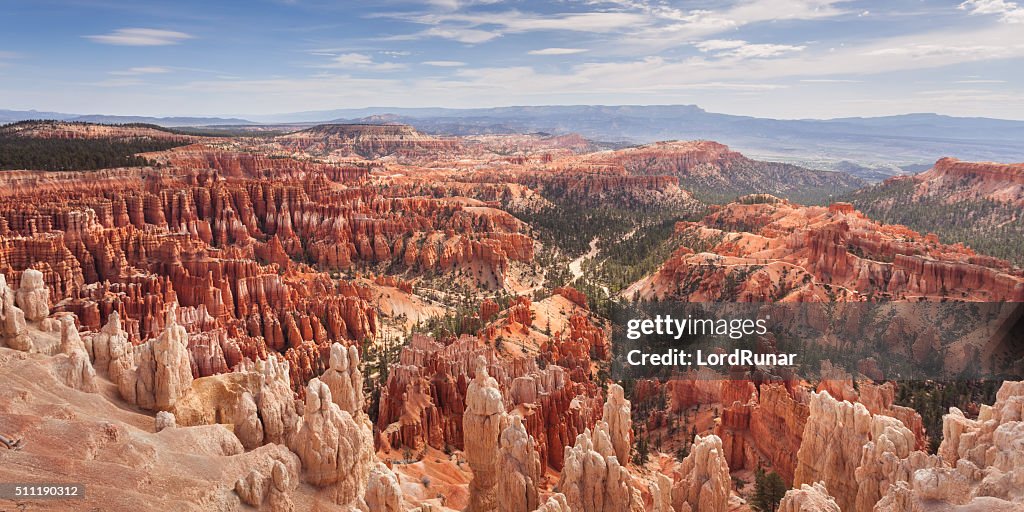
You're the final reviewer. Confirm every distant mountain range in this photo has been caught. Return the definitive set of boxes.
[4,105,1024,178]
[0,110,253,127]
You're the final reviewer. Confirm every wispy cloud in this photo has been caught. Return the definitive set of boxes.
[959,0,1024,23]
[88,78,147,88]
[110,66,171,76]
[419,26,499,43]
[528,48,588,55]
[862,44,1017,59]
[317,52,406,71]
[695,39,807,59]
[614,0,851,52]
[380,10,646,44]
[800,79,863,83]
[85,28,193,46]
[423,60,467,67]
[425,0,502,10]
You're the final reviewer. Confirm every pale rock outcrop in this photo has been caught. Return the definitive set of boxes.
[650,473,673,512]
[364,462,405,512]
[155,411,177,432]
[794,391,872,512]
[875,381,1024,510]
[320,343,363,415]
[0,274,32,351]
[118,304,194,411]
[778,482,840,512]
[854,416,937,512]
[15,268,49,321]
[235,459,298,512]
[603,383,632,463]
[59,314,87,354]
[464,356,508,512]
[90,311,130,377]
[52,315,98,392]
[671,434,730,512]
[170,354,298,450]
[172,374,267,448]
[251,355,299,446]
[791,389,949,512]
[497,415,542,512]
[288,378,373,507]
[559,425,643,512]
[535,494,572,512]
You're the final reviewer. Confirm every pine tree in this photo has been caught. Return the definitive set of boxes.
[751,468,787,512]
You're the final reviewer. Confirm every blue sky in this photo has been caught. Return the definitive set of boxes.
[1,0,1022,119]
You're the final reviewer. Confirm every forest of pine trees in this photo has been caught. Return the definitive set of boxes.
[0,121,189,171]
[849,179,1024,266]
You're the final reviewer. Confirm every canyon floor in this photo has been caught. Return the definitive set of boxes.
[0,120,1022,511]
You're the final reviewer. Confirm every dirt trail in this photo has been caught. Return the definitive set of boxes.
[568,237,611,296]
[569,237,600,282]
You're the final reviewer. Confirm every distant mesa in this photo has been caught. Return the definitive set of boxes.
[581,139,866,204]
[278,123,461,159]
[0,119,193,141]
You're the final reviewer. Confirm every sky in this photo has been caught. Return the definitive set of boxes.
[0,0,1022,119]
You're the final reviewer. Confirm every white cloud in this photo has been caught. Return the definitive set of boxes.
[110,66,171,76]
[381,10,647,44]
[863,44,1015,59]
[725,0,851,22]
[694,39,747,52]
[419,27,501,44]
[695,39,807,59]
[423,60,467,67]
[528,48,589,55]
[376,1,852,54]
[425,0,502,10]
[959,0,1024,22]
[318,53,406,71]
[332,53,373,66]
[605,1,850,53]
[800,79,862,83]
[85,28,193,46]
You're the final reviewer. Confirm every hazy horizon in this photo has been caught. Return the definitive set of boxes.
[8,103,1024,124]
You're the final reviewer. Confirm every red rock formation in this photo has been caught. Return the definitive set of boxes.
[160,146,369,182]
[633,198,1024,302]
[553,286,589,310]
[479,299,500,322]
[376,333,601,472]
[916,157,1024,205]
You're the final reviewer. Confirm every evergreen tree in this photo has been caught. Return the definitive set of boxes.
[750,468,787,512]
